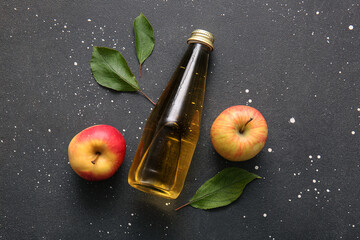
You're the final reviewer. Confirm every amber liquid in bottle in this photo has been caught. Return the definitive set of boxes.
[128,35,212,199]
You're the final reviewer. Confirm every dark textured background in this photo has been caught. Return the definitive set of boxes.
[1,0,359,239]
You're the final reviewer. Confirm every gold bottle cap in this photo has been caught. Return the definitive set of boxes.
[187,29,214,51]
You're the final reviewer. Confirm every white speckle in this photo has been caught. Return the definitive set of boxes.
[263,213,267,217]
[245,89,249,93]
[48,129,51,133]
[131,213,134,216]
[128,223,132,226]
[349,25,354,30]
[351,131,355,135]
[326,189,330,192]
[268,148,272,152]
[139,127,141,130]
[64,25,67,29]
[357,108,360,112]
[254,165,259,170]
[315,11,320,15]
[14,8,17,10]
[317,155,321,159]
[298,194,302,198]
[243,215,246,218]
[122,129,126,132]
[289,117,296,124]
[74,62,78,66]
[313,179,317,183]
[248,99,252,103]
[88,19,92,22]
[309,155,313,159]
[339,70,342,74]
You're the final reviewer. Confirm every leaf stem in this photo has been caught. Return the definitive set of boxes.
[139,63,142,78]
[175,192,212,211]
[175,202,191,211]
[138,89,156,106]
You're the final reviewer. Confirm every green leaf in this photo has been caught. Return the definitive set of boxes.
[134,13,155,68]
[91,46,140,92]
[177,168,260,211]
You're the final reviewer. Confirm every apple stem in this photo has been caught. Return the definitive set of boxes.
[240,117,253,133]
[91,152,101,165]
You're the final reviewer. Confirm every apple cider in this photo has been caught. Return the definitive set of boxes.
[128,30,214,199]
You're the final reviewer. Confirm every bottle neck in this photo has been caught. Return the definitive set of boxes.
[188,42,212,54]
[160,42,210,124]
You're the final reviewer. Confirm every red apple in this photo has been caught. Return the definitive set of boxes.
[210,105,268,161]
[68,125,126,181]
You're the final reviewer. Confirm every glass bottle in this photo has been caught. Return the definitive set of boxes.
[128,29,214,199]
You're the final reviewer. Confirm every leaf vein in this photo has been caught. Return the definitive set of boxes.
[97,50,139,91]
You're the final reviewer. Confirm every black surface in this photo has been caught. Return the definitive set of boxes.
[1,1,359,239]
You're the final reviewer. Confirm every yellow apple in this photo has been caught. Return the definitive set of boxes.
[211,105,268,161]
